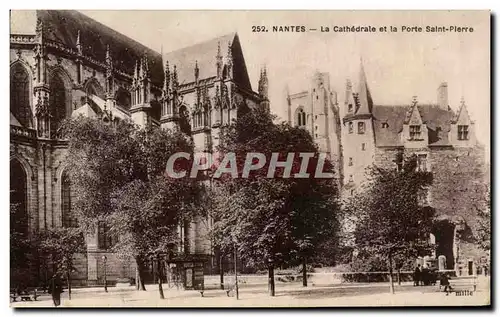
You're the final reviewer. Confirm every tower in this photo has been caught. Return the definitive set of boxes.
[130,54,152,127]
[342,59,376,190]
[160,57,180,131]
[258,66,270,111]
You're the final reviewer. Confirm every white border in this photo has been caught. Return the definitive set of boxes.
[2,1,497,317]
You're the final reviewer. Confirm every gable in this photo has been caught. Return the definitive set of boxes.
[162,33,251,90]
[373,104,454,147]
[408,106,423,125]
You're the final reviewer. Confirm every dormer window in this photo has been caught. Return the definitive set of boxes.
[409,125,421,140]
[348,122,353,134]
[382,122,389,128]
[458,125,469,140]
[348,104,353,113]
[358,122,365,134]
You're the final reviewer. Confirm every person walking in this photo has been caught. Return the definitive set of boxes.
[440,273,453,295]
[51,276,63,307]
[413,264,421,286]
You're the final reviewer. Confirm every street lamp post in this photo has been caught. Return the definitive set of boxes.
[268,257,275,296]
[102,255,108,293]
[233,244,239,300]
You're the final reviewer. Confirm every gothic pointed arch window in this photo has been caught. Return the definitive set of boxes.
[50,73,67,138]
[10,159,28,237]
[61,170,77,228]
[115,88,131,111]
[10,64,33,128]
[295,107,306,127]
[178,105,191,135]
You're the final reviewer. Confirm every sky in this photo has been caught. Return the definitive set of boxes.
[10,10,490,155]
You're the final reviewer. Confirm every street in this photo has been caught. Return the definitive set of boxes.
[11,276,490,308]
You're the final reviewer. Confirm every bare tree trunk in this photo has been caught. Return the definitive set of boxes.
[66,271,71,300]
[135,257,147,291]
[388,255,395,294]
[268,264,275,296]
[302,256,308,287]
[219,254,224,290]
[157,257,165,299]
[135,266,140,290]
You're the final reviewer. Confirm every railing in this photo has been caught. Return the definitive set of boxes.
[10,34,36,45]
[10,125,37,139]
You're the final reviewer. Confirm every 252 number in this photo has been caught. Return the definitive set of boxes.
[252,26,268,32]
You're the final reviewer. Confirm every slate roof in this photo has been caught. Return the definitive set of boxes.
[35,11,253,92]
[163,32,252,90]
[37,10,164,87]
[372,104,455,147]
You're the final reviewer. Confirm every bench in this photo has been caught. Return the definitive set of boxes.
[225,284,237,297]
[10,288,39,302]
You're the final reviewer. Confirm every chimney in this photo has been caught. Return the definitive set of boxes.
[437,82,448,110]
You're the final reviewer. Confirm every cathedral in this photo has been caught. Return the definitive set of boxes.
[10,10,268,287]
[287,62,488,275]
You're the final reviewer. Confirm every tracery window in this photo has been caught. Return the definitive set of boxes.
[50,74,67,138]
[10,64,32,127]
[62,171,77,228]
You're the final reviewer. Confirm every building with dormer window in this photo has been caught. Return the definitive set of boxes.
[339,60,487,275]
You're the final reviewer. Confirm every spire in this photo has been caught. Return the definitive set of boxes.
[76,30,82,55]
[216,41,223,79]
[106,45,112,66]
[35,17,44,42]
[141,54,149,77]
[452,96,468,123]
[194,60,199,83]
[258,65,268,99]
[172,65,178,90]
[163,60,170,94]
[133,59,139,81]
[356,58,373,115]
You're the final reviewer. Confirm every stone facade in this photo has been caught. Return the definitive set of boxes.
[288,61,489,275]
[286,72,343,185]
[10,10,265,286]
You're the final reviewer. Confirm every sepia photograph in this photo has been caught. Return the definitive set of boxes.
[8,9,490,308]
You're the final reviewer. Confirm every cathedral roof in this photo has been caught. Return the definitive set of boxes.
[33,11,252,91]
[373,104,455,147]
[36,10,164,86]
[163,32,252,90]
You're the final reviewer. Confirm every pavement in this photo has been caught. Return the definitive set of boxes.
[11,276,490,308]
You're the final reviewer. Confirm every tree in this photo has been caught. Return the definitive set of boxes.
[343,156,435,294]
[10,199,33,288]
[210,107,340,295]
[62,117,201,298]
[476,185,491,251]
[37,227,86,299]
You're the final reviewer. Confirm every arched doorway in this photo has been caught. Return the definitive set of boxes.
[10,158,32,287]
[10,159,28,236]
[433,220,455,270]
